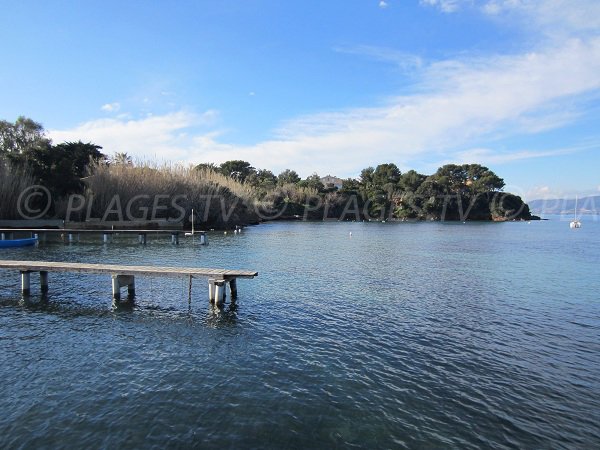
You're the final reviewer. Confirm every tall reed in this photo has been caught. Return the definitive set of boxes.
[82,162,259,227]
[0,157,36,219]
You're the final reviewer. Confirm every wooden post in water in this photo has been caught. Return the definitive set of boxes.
[21,271,31,296]
[214,280,226,306]
[208,278,216,303]
[103,233,111,243]
[208,278,234,305]
[171,232,179,245]
[127,276,136,298]
[229,278,238,299]
[40,271,48,294]
[138,233,147,245]
[112,274,136,301]
[111,275,120,300]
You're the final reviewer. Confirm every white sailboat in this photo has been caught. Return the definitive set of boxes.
[185,209,195,236]
[569,197,581,229]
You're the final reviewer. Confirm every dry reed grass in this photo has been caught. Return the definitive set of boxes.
[0,157,36,219]
[82,162,259,227]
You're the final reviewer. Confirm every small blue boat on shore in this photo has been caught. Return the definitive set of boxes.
[0,238,38,248]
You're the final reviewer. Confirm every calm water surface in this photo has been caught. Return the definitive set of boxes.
[1,218,599,448]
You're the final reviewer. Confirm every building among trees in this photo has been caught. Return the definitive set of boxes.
[320,175,344,190]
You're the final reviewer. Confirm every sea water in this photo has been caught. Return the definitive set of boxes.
[0,218,598,448]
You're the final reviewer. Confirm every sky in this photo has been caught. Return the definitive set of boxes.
[1,0,599,200]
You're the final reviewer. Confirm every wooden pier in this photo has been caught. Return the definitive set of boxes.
[0,260,257,306]
[0,229,208,245]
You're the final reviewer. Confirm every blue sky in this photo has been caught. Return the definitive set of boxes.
[1,0,599,199]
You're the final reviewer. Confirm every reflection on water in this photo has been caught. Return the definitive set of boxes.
[0,220,599,448]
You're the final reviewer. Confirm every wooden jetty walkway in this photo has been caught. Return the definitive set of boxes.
[0,260,257,306]
[0,228,208,245]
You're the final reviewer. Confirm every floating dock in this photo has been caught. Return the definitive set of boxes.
[0,260,257,306]
[0,229,208,245]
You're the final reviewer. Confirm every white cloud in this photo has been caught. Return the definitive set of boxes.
[482,1,502,15]
[524,185,556,201]
[420,0,462,13]
[50,0,600,178]
[379,1,389,9]
[520,185,597,202]
[49,111,217,162]
[334,45,423,71]
[50,35,600,176]
[422,0,600,37]
[101,102,120,112]
[454,145,582,165]
[257,38,600,174]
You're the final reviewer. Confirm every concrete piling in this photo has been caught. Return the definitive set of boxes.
[40,271,48,294]
[21,271,31,296]
[112,274,136,301]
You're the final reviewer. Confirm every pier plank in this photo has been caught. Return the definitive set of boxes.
[0,260,257,279]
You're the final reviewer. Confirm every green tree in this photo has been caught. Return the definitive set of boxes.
[297,173,324,192]
[339,178,361,195]
[0,116,51,156]
[428,164,504,195]
[399,170,426,192]
[430,164,468,194]
[359,167,375,185]
[464,164,504,193]
[246,169,277,191]
[219,160,255,182]
[27,141,105,197]
[415,177,450,218]
[490,193,530,220]
[277,169,301,185]
[373,163,401,187]
[195,162,218,172]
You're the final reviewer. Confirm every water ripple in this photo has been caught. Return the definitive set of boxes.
[0,221,599,447]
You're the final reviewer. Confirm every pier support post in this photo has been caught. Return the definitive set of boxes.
[200,233,207,245]
[214,280,226,306]
[103,233,111,243]
[40,271,48,294]
[171,232,179,245]
[127,277,136,298]
[208,279,226,305]
[229,278,238,299]
[0,233,4,240]
[112,275,136,301]
[112,276,120,300]
[208,278,216,302]
[138,233,147,245]
[21,271,31,296]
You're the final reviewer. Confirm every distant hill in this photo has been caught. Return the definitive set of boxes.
[528,196,600,215]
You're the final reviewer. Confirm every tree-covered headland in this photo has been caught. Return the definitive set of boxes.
[0,116,535,227]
